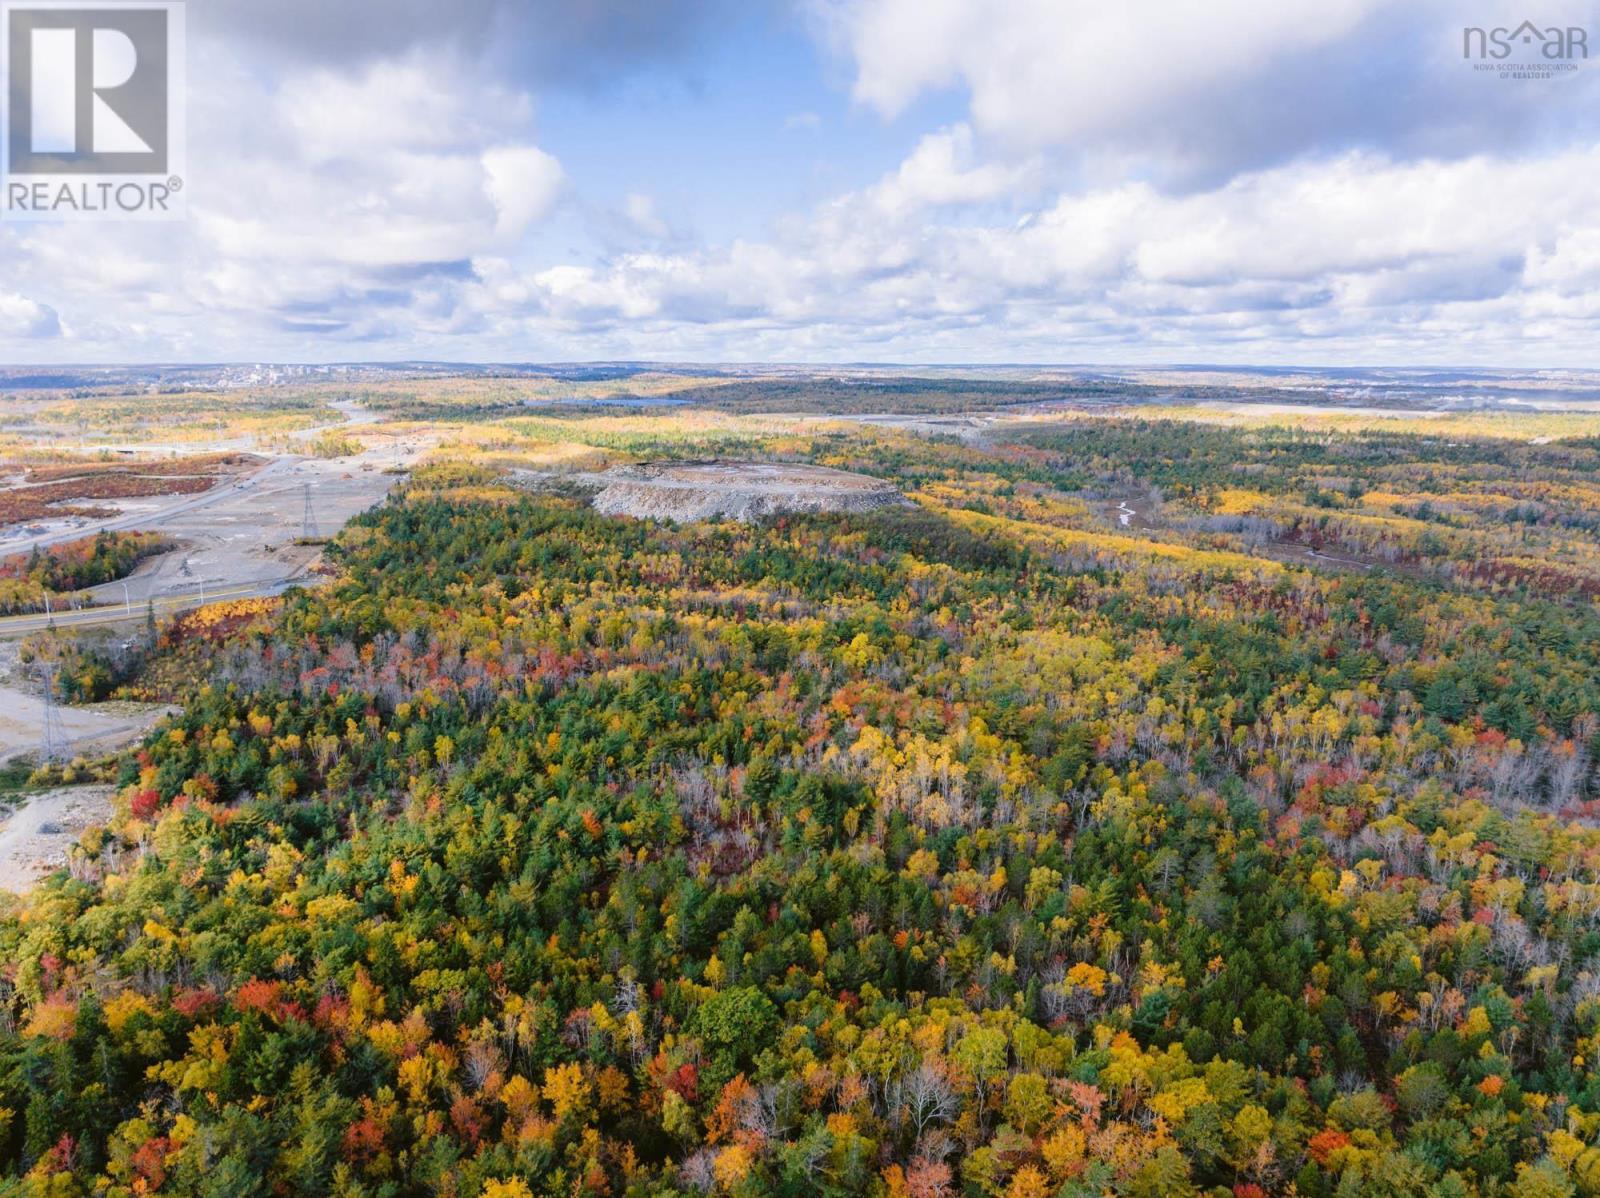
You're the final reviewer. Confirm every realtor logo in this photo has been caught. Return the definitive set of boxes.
[2,1,185,220]
[1463,20,1588,59]
[1462,20,1588,80]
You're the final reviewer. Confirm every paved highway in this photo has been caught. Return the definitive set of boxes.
[0,405,412,637]
[0,577,307,637]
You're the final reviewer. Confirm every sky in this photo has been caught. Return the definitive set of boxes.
[4,0,1600,366]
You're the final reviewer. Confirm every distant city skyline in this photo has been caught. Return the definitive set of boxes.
[3,0,1600,366]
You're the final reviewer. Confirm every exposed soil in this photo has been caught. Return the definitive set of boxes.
[0,637,172,761]
[0,685,173,763]
[0,784,114,894]
[592,460,907,522]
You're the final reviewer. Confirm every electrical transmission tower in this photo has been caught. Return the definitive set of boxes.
[38,662,66,764]
[302,483,319,541]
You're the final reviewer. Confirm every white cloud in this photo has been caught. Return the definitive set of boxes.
[0,43,566,354]
[279,58,532,160]
[825,0,1388,142]
[0,294,61,339]
[454,144,1600,364]
[814,0,1600,185]
[7,0,1600,364]
[483,145,567,239]
[865,123,1037,214]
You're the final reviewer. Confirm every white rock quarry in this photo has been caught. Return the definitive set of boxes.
[592,461,907,522]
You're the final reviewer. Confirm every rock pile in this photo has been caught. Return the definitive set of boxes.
[592,461,906,523]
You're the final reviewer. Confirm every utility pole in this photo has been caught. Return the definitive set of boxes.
[302,483,319,541]
[38,662,66,764]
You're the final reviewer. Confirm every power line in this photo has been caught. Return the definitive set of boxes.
[38,662,66,764]
[302,483,319,541]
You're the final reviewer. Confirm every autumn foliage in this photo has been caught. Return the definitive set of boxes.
[7,420,1600,1196]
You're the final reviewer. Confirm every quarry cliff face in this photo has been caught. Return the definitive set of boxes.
[591,461,906,522]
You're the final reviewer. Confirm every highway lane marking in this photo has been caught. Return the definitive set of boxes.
[0,582,295,633]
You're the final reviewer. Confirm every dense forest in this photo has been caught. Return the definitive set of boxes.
[7,415,1600,1197]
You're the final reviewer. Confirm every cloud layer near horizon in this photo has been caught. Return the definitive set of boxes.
[4,0,1600,364]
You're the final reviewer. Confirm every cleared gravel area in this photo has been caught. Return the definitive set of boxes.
[0,784,114,894]
[592,460,906,522]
